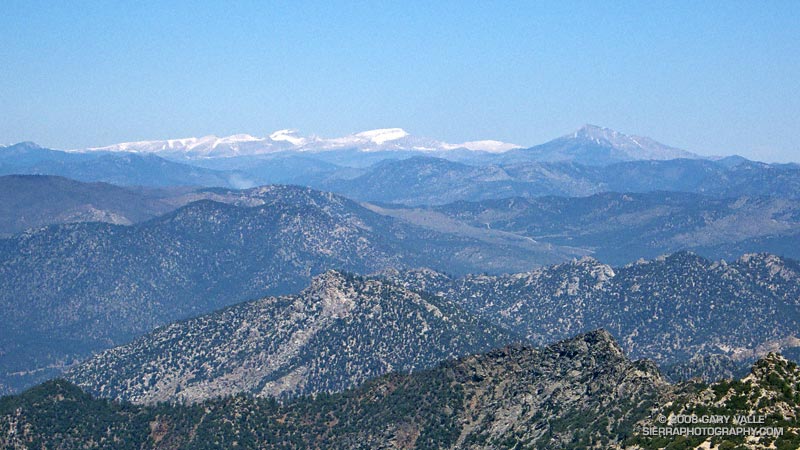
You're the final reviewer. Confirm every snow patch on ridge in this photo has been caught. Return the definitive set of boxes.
[269,129,307,147]
[354,128,410,145]
[73,128,522,158]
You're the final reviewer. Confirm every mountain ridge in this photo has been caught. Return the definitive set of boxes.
[55,251,800,407]
[5,177,800,265]
[10,124,701,165]
[6,331,799,449]
[73,127,522,158]
[66,270,517,404]
[6,139,800,205]
[1,330,673,449]
[0,185,578,394]
[381,251,800,381]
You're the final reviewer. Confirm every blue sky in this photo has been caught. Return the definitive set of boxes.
[1,1,798,161]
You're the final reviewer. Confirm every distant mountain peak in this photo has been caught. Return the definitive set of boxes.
[570,124,685,154]
[553,328,625,358]
[574,123,617,138]
[507,125,700,165]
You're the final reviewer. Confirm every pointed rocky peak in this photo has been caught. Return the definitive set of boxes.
[302,270,353,296]
[458,328,666,392]
[580,327,617,343]
[511,329,625,368]
[552,328,624,356]
[545,330,668,386]
[569,124,673,152]
[749,352,799,383]
[572,124,621,142]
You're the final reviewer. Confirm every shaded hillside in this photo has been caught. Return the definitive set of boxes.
[0,185,576,394]
[0,330,670,449]
[0,142,241,187]
[4,332,799,449]
[0,175,186,237]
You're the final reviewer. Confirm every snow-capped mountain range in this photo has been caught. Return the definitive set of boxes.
[79,128,522,159]
[64,125,704,165]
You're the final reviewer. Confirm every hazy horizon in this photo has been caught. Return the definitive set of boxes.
[2,1,798,162]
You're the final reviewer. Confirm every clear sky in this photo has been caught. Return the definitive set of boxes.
[1,1,798,161]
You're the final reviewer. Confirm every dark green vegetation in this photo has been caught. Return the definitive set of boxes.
[4,331,799,449]
[628,353,800,450]
[0,330,670,450]
[67,271,515,404]
[0,185,572,394]
[384,252,800,382]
